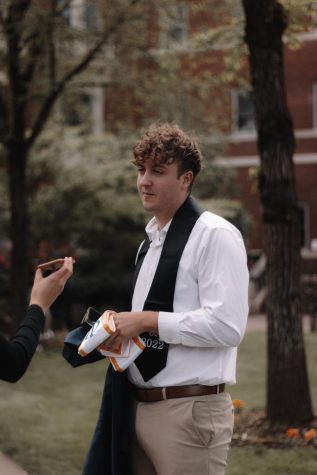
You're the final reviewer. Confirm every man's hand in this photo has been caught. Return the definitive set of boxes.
[29,257,73,312]
[104,311,159,351]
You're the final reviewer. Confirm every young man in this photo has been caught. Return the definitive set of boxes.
[84,124,249,475]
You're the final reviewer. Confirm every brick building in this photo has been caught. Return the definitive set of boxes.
[61,1,317,257]
[216,30,317,253]
[107,3,317,256]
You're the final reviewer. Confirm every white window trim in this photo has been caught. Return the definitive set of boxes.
[69,0,85,29]
[91,86,104,134]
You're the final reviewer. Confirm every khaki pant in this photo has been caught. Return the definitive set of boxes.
[131,391,234,475]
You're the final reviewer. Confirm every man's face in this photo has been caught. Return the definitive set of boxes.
[135,159,192,226]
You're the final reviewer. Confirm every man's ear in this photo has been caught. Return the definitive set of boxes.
[182,171,194,189]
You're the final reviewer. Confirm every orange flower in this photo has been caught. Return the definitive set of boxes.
[303,428,317,442]
[232,399,245,415]
[232,399,245,410]
[287,428,300,439]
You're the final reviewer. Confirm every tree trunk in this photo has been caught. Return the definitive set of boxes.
[242,0,313,424]
[6,144,29,329]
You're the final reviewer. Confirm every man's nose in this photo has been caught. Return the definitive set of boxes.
[140,170,152,185]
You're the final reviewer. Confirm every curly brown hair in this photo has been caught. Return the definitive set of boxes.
[132,123,203,179]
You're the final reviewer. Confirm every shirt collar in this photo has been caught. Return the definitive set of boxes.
[145,217,172,247]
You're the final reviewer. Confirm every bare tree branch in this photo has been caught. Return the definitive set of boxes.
[11,0,32,20]
[21,35,43,84]
[26,37,107,149]
[55,0,72,18]
[27,0,141,148]
[22,30,40,47]
[5,0,32,30]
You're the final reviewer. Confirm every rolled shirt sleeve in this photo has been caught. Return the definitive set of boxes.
[158,225,249,348]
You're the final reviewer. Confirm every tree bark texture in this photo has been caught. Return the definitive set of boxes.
[3,2,31,327]
[7,145,29,327]
[242,0,313,424]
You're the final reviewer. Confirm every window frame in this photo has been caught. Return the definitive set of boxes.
[299,202,310,249]
[231,88,256,133]
[160,2,189,49]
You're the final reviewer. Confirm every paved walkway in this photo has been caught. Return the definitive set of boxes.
[246,313,312,333]
[0,313,313,474]
[0,452,27,475]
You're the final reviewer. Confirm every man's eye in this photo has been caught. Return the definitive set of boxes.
[153,169,163,175]
[137,168,145,173]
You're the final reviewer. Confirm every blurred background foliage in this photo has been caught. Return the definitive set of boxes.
[28,126,147,319]
[0,119,251,329]
[0,0,254,330]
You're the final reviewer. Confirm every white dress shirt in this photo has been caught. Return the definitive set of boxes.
[128,209,249,388]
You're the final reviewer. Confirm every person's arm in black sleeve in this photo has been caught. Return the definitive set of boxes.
[0,305,45,383]
[0,256,73,383]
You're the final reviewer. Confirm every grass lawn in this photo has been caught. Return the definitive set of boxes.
[0,330,316,474]
[227,330,317,475]
[0,350,107,474]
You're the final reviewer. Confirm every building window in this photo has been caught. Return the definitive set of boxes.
[58,0,98,30]
[169,4,188,42]
[62,91,92,127]
[58,0,71,25]
[232,89,256,132]
[160,3,188,48]
[231,1,243,20]
[299,202,310,249]
[61,87,104,133]
[84,4,97,29]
